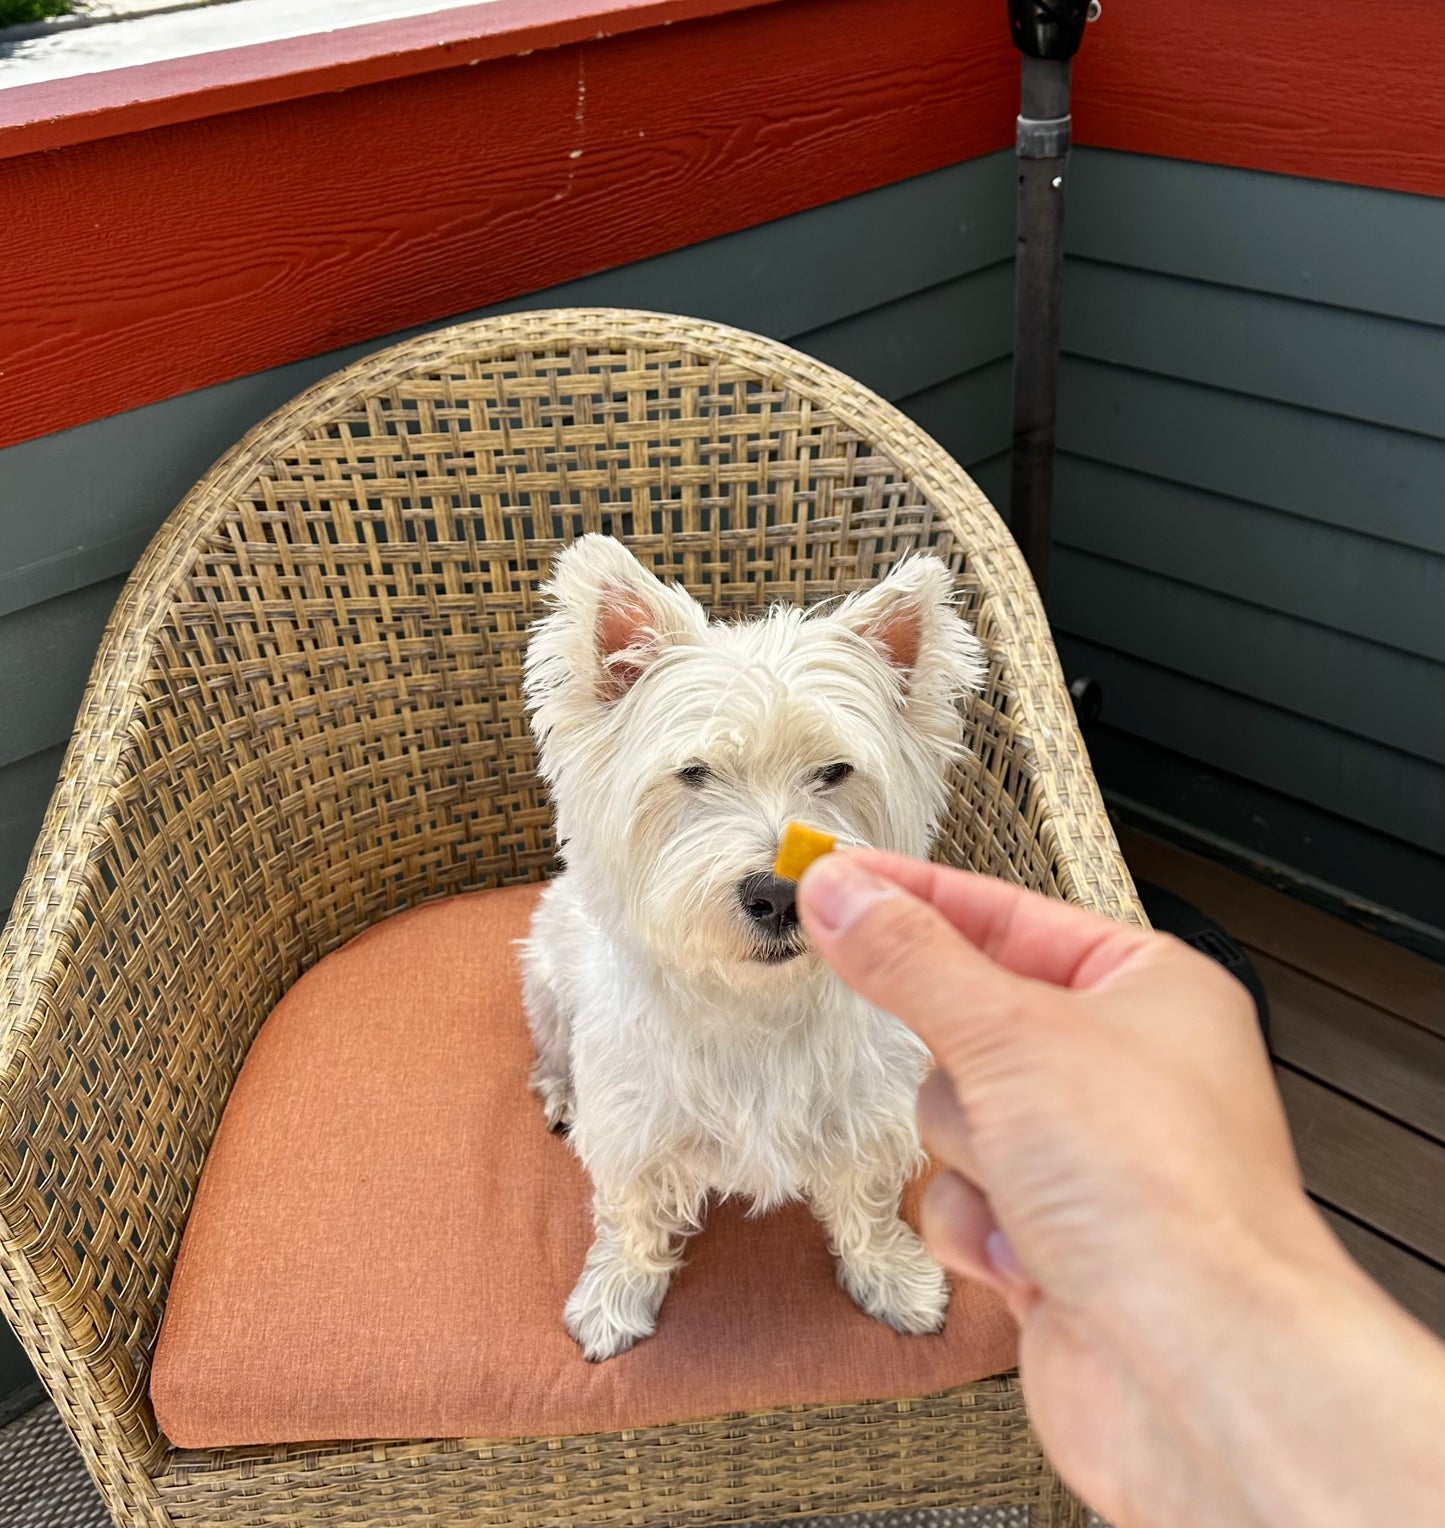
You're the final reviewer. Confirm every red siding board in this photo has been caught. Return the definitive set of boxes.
[1073,0,1445,200]
[0,0,788,159]
[0,0,1013,449]
[3,0,1441,452]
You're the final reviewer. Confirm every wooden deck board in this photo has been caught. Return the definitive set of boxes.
[1276,1066,1445,1265]
[1261,951,1445,1142]
[1320,1207,1445,1339]
[1120,828,1445,1336]
[1119,828,1445,1035]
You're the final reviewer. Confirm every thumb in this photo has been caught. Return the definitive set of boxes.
[799,853,1035,1073]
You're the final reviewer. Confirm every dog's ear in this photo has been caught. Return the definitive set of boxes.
[834,555,987,698]
[537,534,706,703]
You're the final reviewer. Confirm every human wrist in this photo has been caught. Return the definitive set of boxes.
[1114,1196,1361,1394]
[1217,1241,1445,1526]
[1086,1189,1342,1357]
[1116,1208,1445,1527]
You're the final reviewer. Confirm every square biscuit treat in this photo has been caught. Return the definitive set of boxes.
[773,822,838,883]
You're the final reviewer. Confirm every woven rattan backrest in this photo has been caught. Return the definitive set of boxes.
[0,310,1139,1484]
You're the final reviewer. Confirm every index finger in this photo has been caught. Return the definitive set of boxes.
[837,849,1151,991]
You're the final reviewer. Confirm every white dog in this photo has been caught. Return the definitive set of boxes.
[520,535,986,1361]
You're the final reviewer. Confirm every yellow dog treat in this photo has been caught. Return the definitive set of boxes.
[773,822,838,883]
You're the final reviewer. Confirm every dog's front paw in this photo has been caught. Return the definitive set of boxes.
[531,1066,576,1135]
[837,1231,949,1336]
[564,1258,668,1362]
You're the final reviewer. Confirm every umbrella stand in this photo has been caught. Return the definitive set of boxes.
[1004,1,1270,1035]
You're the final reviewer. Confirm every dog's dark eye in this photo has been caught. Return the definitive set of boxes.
[677,763,711,788]
[814,762,854,788]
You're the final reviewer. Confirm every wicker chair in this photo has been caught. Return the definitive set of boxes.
[0,310,1141,1528]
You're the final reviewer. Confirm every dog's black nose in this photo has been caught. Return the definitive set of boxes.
[737,872,798,937]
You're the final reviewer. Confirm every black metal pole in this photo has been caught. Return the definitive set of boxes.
[1007,0,1090,605]
[1001,4,1270,1038]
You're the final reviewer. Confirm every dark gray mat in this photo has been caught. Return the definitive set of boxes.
[0,1401,109,1528]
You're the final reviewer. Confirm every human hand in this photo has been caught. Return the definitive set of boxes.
[798,851,1445,1528]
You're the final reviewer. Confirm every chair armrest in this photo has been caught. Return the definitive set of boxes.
[0,469,539,1491]
[0,628,303,1482]
[934,555,1144,927]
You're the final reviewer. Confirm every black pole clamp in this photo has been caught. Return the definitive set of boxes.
[1007,0,1093,61]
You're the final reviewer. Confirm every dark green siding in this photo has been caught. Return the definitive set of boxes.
[1065,151,1445,324]
[1052,458,1444,660]
[1054,150,1445,938]
[0,1322,37,1421]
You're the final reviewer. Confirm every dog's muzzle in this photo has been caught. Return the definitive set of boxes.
[737,872,803,962]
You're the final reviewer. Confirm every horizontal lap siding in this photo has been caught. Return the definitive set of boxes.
[1052,550,1444,765]
[0,155,1016,914]
[1066,152,1445,324]
[4,147,1441,933]
[1058,637,1444,855]
[1062,261,1445,438]
[1058,357,1444,554]
[1052,459,1445,662]
[0,0,1016,447]
[1058,150,1445,936]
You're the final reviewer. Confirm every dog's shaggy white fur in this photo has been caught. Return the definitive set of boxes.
[521,536,986,1361]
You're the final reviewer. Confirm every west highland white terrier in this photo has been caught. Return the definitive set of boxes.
[521,535,987,1361]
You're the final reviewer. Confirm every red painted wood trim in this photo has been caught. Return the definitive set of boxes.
[0,0,786,161]
[5,0,1439,453]
[1073,0,1445,200]
[0,0,1014,449]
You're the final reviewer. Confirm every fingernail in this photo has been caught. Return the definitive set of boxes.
[801,855,897,934]
[985,1229,1028,1286]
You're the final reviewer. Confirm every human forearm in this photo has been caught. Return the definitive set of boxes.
[1121,1217,1445,1528]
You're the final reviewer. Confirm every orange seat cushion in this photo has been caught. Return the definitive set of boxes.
[151,885,1016,1448]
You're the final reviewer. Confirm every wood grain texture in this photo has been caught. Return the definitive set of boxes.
[7,0,1438,451]
[0,154,1015,623]
[1130,817,1445,1311]
[1321,1207,1445,1340]
[0,0,783,159]
[1073,0,1445,197]
[1278,1066,1445,1265]
[0,0,1014,450]
[1262,952,1445,1142]
[1119,829,1445,1035]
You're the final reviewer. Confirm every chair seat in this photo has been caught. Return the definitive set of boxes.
[150,885,1016,1448]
